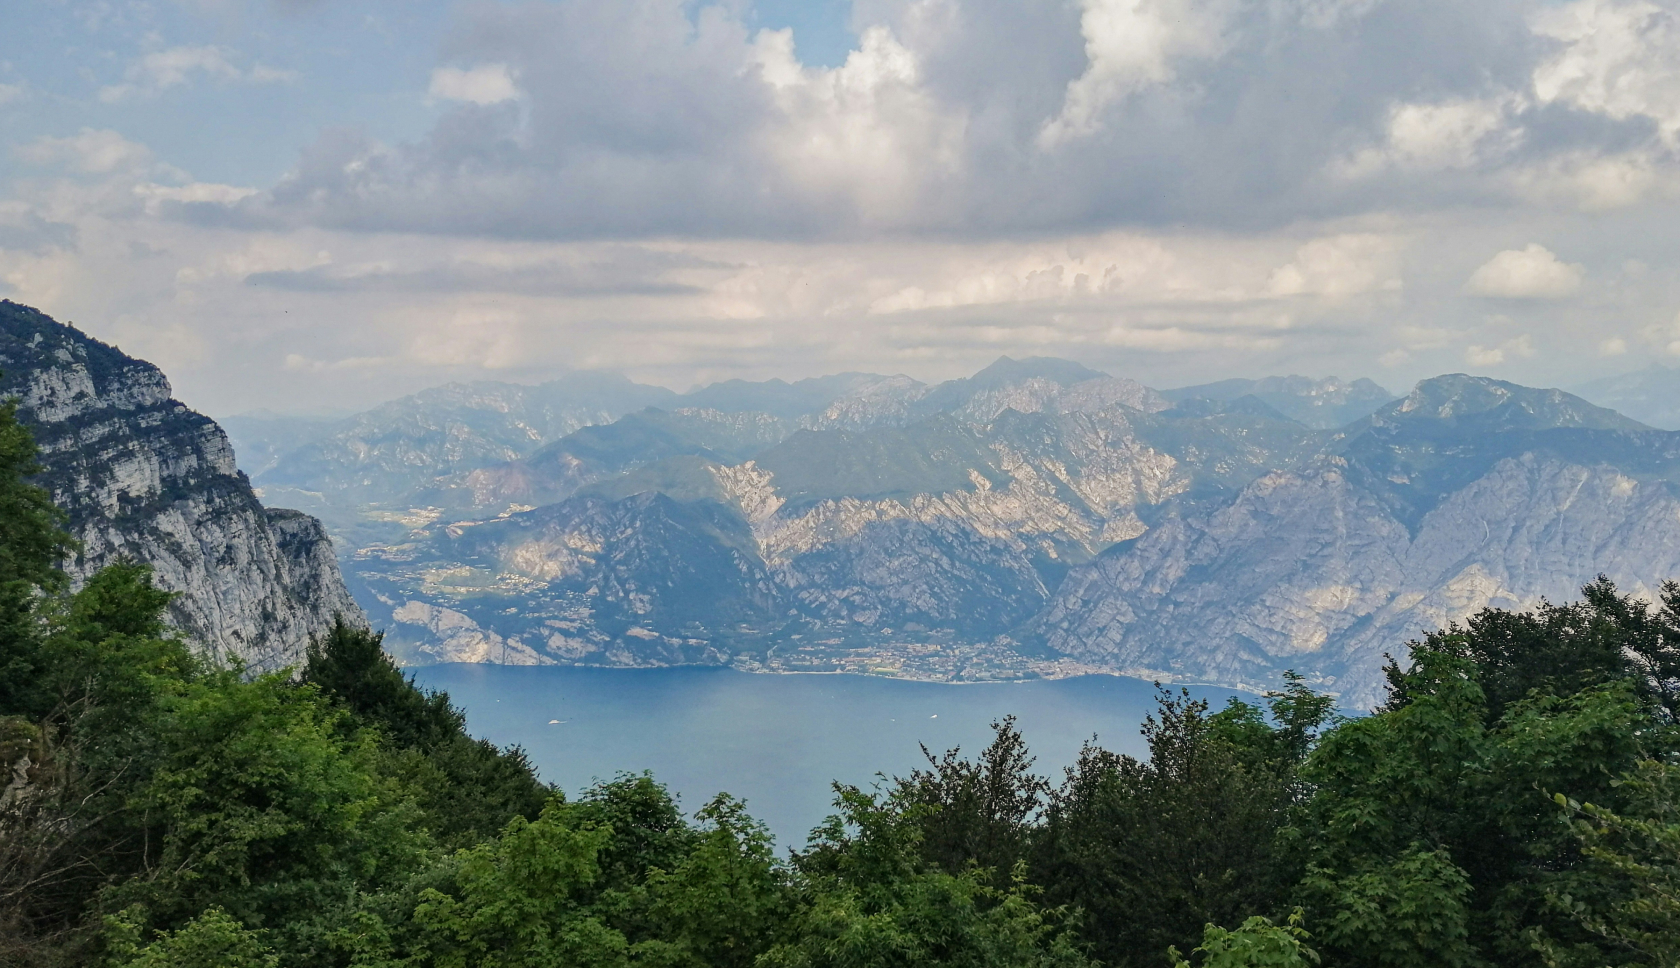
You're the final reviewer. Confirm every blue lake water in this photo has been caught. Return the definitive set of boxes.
[412,664,1243,848]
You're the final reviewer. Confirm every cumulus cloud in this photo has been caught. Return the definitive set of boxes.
[7,0,1680,413]
[750,25,966,223]
[1510,150,1673,210]
[85,0,1648,244]
[99,45,295,103]
[428,64,520,105]
[1333,96,1523,179]
[1266,234,1403,298]
[17,129,157,174]
[1464,244,1584,299]
[1532,0,1680,145]
[1466,333,1537,366]
[1039,0,1235,146]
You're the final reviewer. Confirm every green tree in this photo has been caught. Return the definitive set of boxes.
[892,716,1050,884]
[623,794,788,968]
[1034,684,1328,965]
[402,799,630,968]
[1548,759,1680,965]
[0,396,73,717]
[106,906,280,968]
[765,783,1093,968]
[1301,847,1479,968]
[1297,588,1664,967]
[303,621,460,750]
[304,621,550,848]
[1384,577,1680,724]
[1168,910,1318,968]
[107,672,431,961]
[0,562,193,961]
[559,774,702,894]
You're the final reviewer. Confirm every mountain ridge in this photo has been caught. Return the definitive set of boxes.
[203,348,1680,707]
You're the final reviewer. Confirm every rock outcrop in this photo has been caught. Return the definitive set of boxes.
[0,301,364,670]
[1027,377,1680,708]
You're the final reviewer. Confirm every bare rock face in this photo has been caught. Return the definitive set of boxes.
[0,300,364,671]
[1029,378,1680,709]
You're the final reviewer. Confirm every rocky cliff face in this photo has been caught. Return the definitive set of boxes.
[0,301,364,670]
[1027,378,1680,708]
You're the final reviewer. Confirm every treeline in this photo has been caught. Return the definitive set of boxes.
[2,396,1680,967]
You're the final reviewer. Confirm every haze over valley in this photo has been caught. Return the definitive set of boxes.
[206,349,1680,709]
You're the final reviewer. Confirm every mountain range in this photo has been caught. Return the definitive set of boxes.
[208,350,1680,708]
[1570,365,1680,431]
[0,305,1621,708]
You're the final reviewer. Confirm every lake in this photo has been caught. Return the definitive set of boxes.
[412,664,1244,848]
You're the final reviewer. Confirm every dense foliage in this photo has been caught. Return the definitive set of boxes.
[2,399,1679,966]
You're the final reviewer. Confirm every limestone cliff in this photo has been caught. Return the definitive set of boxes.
[1028,377,1680,708]
[0,301,364,670]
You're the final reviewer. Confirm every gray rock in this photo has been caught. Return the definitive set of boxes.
[0,301,364,671]
[1029,378,1680,708]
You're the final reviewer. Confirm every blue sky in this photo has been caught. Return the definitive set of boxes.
[2,0,1679,414]
[1,1,860,186]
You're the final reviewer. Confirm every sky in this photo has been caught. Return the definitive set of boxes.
[2,0,1679,416]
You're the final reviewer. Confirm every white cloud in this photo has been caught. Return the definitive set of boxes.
[1334,97,1522,178]
[12,0,1680,413]
[17,129,154,174]
[1466,344,1505,366]
[1464,244,1584,299]
[99,45,294,103]
[133,181,260,216]
[428,64,521,105]
[0,84,24,106]
[1532,0,1680,145]
[1039,0,1235,146]
[1638,312,1680,356]
[1466,333,1537,366]
[184,0,1680,244]
[750,26,964,224]
[1510,150,1672,210]
[1266,234,1403,297]
[1601,337,1629,355]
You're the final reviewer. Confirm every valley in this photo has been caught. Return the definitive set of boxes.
[222,354,1680,708]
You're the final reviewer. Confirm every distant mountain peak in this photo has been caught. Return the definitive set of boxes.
[969,356,1111,389]
[1161,374,1395,429]
[1387,374,1646,431]
[677,372,892,419]
[1570,365,1680,431]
